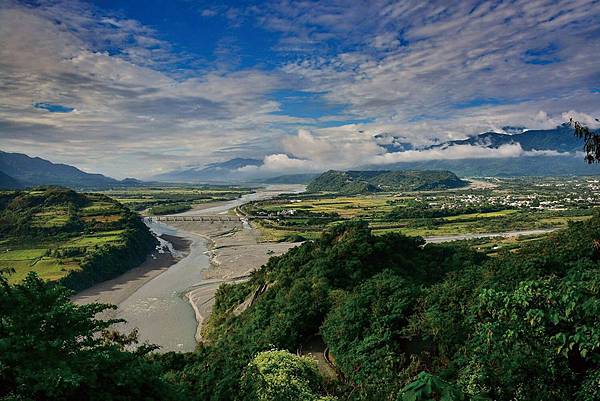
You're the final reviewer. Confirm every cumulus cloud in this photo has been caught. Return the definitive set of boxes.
[281,129,382,166]
[239,154,316,174]
[244,123,583,176]
[371,144,571,165]
[561,111,600,128]
[239,141,579,178]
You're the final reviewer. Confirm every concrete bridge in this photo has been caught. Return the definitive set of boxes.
[147,215,241,222]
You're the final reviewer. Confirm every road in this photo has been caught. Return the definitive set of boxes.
[424,228,556,243]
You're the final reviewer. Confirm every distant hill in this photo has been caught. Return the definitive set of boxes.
[0,151,143,189]
[262,173,320,184]
[153,158,263,183]
[0,171,23,189]
[363,154,600,177]
[307,170,467,194]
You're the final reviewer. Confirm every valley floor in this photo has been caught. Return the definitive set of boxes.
[76,185,304,348]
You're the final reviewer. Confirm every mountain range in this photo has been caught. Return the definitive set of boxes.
[425,123,584,152]
[0,151,142,189]
[152,158,263,183]
[2,123,599,189]
[360,123,600,176]
[153,123,598,182]
[0,170,23,189]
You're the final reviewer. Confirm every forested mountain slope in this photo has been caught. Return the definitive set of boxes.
[0,151,149,189]
[307,170,467,194]
[161,215,600,401]
[0,171,22,189]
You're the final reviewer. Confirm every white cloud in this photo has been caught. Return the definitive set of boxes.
[239,154,316,174]
[0,0,598,179]
[561,111,600,128]
[0,1,296,178]
[201,9,218,17]
[282,128,383,166]
[371,143,573,165]
[274,0,600,139]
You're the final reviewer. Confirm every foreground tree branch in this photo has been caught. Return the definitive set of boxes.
[570,117,600,163]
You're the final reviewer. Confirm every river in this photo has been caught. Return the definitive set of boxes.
[115,221,207,352]
[112,185,305,352]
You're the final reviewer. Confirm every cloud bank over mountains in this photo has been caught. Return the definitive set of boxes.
[238,127,587,177]
[0,0,598,178]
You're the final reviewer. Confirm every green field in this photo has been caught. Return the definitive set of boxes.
[243,177,600,248]
[103,185,252,215]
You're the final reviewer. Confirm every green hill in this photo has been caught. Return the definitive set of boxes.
[0,187,157,290]
[306,169,467,194]
[181,216,600,401]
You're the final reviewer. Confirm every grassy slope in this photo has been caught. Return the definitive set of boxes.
[0,188,156,289]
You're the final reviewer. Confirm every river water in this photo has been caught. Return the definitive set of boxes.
[113,185,305,352]
[115,220,207,352]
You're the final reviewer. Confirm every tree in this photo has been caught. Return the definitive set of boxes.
[0,270,182,401]
[458,272,600,401]
[321,271,420,400]
[398,372,487,401]
[570,118,600,163]
[239,350,335,401]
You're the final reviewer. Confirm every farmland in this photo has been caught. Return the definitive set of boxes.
[102,185,252,215]
[242,176,600,251]
[0,187,156,287]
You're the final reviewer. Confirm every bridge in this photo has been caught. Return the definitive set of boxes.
[147,215,241,222]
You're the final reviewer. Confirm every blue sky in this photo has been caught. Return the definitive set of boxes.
[0,0,599,178]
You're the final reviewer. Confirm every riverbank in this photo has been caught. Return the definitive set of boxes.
[75,185,305,349]
[165,185,306,342]
[167,218,300,342]
[73,233,191,307]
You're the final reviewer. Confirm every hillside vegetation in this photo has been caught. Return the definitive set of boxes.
[0,187,156,290]
[154,215,599,401]
[307,170,467,194]
[1,196,599,401]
